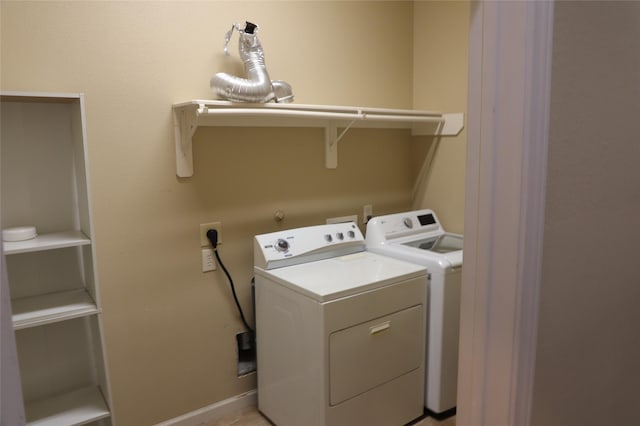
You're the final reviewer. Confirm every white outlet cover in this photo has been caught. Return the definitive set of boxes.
[201,248,216,272]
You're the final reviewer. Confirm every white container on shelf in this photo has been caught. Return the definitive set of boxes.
[3,226,37,242]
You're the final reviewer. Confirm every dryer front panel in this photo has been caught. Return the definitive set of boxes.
[329,304,423,405]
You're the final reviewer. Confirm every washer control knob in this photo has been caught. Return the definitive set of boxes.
[275,238,289,252]
[336,232,344,240]
[325,234,333,242]
[403,217,414,228]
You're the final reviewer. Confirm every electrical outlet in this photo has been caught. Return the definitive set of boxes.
[202,248,216,272]
[200,222,222,247]
[363,205,373,224]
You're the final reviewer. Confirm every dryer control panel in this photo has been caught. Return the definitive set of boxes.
[254,222,364,270]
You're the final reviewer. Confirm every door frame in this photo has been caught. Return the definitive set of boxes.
[457,1,554,425]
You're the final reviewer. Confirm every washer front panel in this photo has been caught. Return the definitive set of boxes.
[365,208,464,414]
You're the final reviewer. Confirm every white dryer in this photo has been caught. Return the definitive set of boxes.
[254,222,427,426]
[366,209,463,414]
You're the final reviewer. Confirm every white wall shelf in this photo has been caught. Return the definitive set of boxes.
[172,100,464,177]
[25,385,110,426]
[3,230,91,255]
[12,289,99,330]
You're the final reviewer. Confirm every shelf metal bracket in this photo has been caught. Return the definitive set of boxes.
[325,119,358,169]
[325,125,338,169]
[173,105,198,178]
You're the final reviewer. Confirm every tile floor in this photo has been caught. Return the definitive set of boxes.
[204,405,456,426]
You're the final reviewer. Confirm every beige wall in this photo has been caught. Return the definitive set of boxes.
[532,2,640,425]
[1,1,468,424]
[412,1,469,234]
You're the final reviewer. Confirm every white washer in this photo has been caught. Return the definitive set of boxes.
[254,222,427,426]
[365,209,463,414]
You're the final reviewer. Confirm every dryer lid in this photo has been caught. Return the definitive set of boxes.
[255,251,426,302]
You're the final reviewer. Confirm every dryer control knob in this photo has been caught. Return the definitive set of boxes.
[403,218,414,228]
[275,238,289,252]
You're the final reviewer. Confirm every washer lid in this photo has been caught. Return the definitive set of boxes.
[255,251,426,302]
[402,233,463,254]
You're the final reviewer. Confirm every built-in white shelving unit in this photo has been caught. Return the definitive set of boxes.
[1,91,112,425]
[172,100,464,177]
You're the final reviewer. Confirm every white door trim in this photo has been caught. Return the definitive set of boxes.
[457,1,554,425]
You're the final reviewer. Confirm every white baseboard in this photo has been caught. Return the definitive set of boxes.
[155,389,257,426]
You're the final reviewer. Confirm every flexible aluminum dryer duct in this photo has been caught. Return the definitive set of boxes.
[211,21,294,103]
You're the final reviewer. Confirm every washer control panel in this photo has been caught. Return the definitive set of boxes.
[254,222,364,270]
[366,209,443,242]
